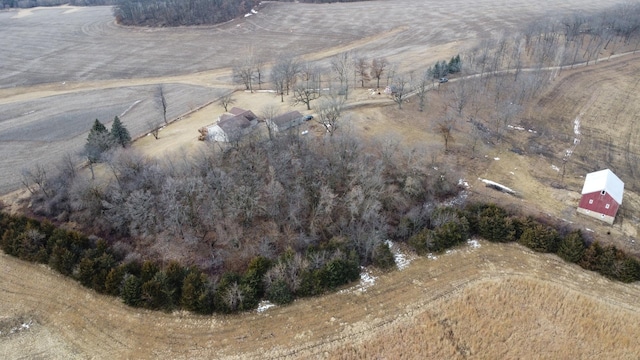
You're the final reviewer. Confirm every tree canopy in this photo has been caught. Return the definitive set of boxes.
[111,116,131,148]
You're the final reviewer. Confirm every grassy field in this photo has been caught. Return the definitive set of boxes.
[1,1,640,358]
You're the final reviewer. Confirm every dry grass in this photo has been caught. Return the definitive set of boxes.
[2,229,640,359]
[329,276,640,359]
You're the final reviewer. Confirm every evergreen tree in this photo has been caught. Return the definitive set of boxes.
[141,271,173,310]
[517,223,559,253]
[579,241,604,271]
[408,228,434,255]
[372,242,396,270]
[557,230,586,263]
[110,116,131,148]
[85,119,114,177]
[140,260,159,283]
[448,55,462,73]
[181,271,206,312]
[266,279,293,305]
[122,274,142,307]
[475,204,516,243]
[105,266,126,296]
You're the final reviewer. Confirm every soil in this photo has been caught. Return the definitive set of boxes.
[2,241,640,359]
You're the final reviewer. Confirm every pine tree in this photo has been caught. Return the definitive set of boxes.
[181,271,206,312]
[557,230,585,263]
[85,119,114,177]
[122,274,142,307]
[110,116,131,148]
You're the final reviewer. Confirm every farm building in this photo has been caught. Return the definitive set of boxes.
[576,169,624,225]
[267,111,306,133]
[198,108,258,142]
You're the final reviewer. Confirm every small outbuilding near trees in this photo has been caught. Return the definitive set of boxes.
[576,169,624,225]
[266,110,305,133]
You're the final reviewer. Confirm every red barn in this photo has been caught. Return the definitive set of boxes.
[576,169,624,225]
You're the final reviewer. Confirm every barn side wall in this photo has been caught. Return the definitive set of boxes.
[577,191,619,225]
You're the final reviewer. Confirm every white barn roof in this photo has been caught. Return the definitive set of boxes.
[581,169,624,204]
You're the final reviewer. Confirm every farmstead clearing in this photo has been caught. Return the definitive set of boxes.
[2,1,640,358]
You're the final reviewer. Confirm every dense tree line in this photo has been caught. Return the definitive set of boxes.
[3,198,639,314]
[1,0,114,8]
[0,210,361,313]
[407,202,640,283]
[113,0,369,27]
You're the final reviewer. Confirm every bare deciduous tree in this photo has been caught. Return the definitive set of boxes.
[21,164,50,198]
[438,119,454,153]
[232,58,255,92]
[261,104,280,140]
[331,52,354,99]
[315,95,345,136]
[390,73,411,110]
[156,85,168,125]
[292,62,321,110]
[146,118,161,140]
[355,57,370,87]
[273,55,301,96]
[219,92,236,112]
[414,70,430,112]
[370,57,388,89]
[270,68,286,103]
[449,81,470,116]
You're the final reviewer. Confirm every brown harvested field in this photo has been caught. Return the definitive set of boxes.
[2,241,640,359]
[0,0,628,194]
[2,1,640,358]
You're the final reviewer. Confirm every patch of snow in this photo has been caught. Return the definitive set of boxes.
[9,320,32,335]
[479,178,516,195]
[467,239,481,249]
[458,178,470,188]
[385,240,416,270]
[441,190,469,207]
[508,124,526,131]
[527,129,537,133]
[494,157,500,161]
[257,300,276,313]
[585,228,594,232]
[551,165,560,172]
[120,100,142,117]
[509,171,515,175]
[360,269,376,288]
[427,253,438,260]
[445,249,456,254]
[244,13,252,17]
[301,130,309,135]
[251,9,258,14]
[339,267,377,294]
